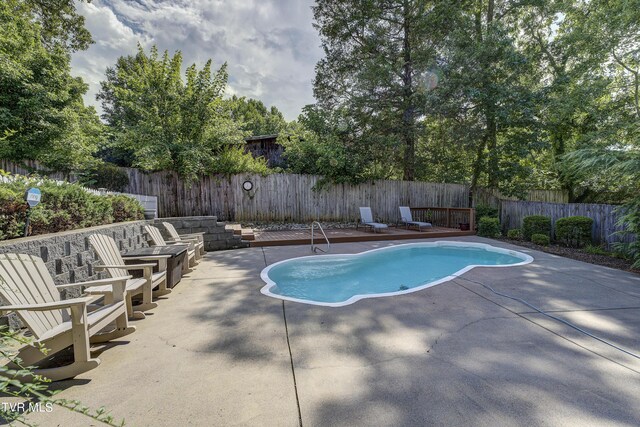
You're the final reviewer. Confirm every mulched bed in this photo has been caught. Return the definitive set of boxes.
[496,237,640,274]
[242,221,358,231]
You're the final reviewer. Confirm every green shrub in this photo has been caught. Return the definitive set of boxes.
[475,204,499,219]
[477,216,501,238]
[507,228,523,240]
[109,194,144,222]
[555,216,593,247]
[79,162,130,192]
[531,233,550,246]
[0,174,144,240]
[523,215,551,241]
[0,186,27,240]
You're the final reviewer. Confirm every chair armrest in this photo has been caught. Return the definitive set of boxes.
[174,236,199,243]
[75,276,130,302]
[0,296,94,313]
[121,255,171,260]
[56,276,132,289]
[180,232,205,237]
[97,263,156,269]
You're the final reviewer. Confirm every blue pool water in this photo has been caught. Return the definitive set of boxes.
[260,242,533,306]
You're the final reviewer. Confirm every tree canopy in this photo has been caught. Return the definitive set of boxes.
[98,45,269,182]
[0,0,102,175]
[226,95,287,136]
[286,0,638,202]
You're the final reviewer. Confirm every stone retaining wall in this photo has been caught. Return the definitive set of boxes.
[0,221,150,328]
[154,216,249,251]
[0,221,151,286]
[0,217,247,328]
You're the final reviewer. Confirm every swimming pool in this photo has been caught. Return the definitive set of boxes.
[260,241,533,306]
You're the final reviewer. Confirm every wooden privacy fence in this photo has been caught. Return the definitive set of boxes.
[500,201,636,247]
[473,187,569,208]
[0,159,71,180]
[121,170,470,222]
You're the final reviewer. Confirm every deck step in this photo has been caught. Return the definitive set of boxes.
[241,229,255,241]
[225,223,255,241]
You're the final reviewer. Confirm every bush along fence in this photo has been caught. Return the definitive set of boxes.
[0,172,145,241]
[500,201,636,248]
[1,160,158,216]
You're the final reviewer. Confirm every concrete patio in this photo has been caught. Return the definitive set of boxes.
[21,236,640,426]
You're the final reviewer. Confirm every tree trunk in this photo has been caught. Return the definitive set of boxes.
[484,0,499,188]
[401,0,415,181]
[470,137,486,192]
[486,107,498,187]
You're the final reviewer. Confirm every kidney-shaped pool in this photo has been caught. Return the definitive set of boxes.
[260,241,533,307]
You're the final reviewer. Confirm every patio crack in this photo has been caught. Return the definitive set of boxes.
[454,279,640,374]
[282,300,303,427]
[426,316,515,354]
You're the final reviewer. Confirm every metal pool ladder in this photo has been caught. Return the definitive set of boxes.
[311,221,330,253]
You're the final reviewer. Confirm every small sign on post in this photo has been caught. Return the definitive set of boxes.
[24,187,41,237]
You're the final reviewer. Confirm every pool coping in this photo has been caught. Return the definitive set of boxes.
[260,241,535,307]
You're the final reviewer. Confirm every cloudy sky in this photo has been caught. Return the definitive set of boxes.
[71,0,323,121]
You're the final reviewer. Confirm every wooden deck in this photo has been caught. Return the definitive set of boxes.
[250,226,475,247]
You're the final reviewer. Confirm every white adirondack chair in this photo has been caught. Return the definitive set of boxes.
[0,253,135,381]
[89,234,170,320]
[162,222,205,257]
[144,225,198,269]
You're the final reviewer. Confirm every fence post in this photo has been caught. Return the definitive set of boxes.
[469,208,475,230]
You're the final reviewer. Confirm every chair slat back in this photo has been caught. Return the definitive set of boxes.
[399,206,413,222]
[162,222,182,242]
[145,225,167,246]
[0,254,64,339]
[89,234,128,278]
[359,207,374,224]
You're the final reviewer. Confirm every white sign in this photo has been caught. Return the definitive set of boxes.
[26,187,41,207]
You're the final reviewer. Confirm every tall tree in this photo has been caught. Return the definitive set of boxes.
[98,45,267,181]
[428,0,542,194]
[312,0,451,180]
[0,0,102,175]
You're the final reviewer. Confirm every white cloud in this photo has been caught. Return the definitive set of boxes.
[71,0,323,121]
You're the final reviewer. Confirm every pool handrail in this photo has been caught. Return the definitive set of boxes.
[311,221,330,253]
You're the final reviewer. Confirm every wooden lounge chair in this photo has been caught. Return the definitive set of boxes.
[356,207,388,233]
[145,225,198,269]
[398,206,433,231]
[89,234,170,320]
[161,222,205,258]
[0,253,135,381]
